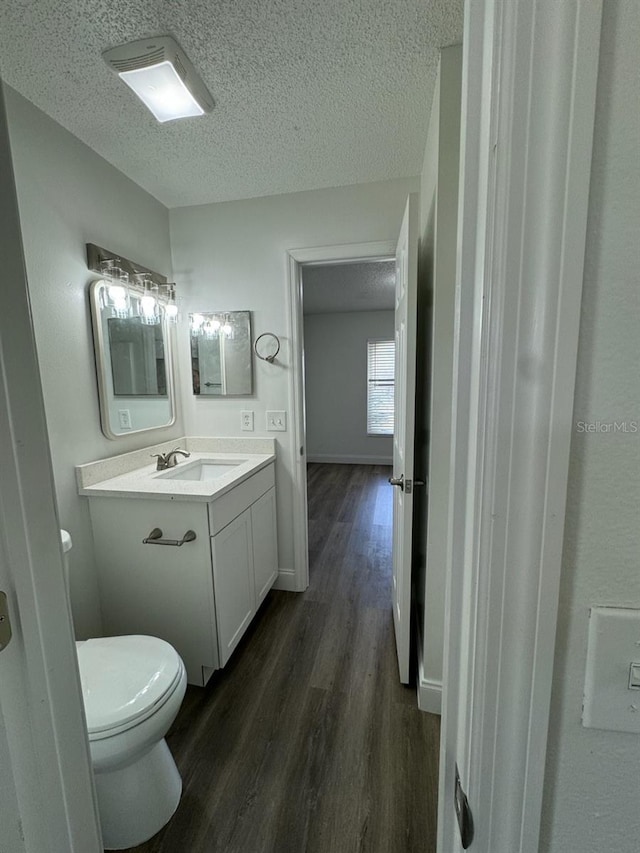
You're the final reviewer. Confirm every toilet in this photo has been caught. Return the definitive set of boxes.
[61,530,187,850]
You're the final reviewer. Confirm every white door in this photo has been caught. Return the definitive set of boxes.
[390,194,419,684]
[0,79,102,852]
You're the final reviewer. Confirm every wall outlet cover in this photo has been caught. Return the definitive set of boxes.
[583,606,640,733]
[241,410,254,431]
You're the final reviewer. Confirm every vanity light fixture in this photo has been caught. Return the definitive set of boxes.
[103,35,214,123]
[88,243,178,325]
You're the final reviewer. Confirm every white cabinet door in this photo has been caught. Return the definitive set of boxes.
[251,488,278,605]
[90,497,218,685]
[211,509,255,667]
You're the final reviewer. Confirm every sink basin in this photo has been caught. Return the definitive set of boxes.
[157,459,244,482]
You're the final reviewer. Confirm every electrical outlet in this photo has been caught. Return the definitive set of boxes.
[118,409,132,430]
[241,410,254,431]
[266,410,287,432]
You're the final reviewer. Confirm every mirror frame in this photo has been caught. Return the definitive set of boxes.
[89,278,177,440]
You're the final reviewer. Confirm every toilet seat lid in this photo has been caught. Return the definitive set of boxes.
[76,635,182,735]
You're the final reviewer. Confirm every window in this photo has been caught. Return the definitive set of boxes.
[367,339,395,435]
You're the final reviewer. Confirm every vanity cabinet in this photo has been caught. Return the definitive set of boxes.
[87,463,278,685]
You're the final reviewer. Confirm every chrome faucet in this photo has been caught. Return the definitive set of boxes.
[151,448,191,471]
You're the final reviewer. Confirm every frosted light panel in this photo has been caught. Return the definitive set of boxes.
[119,62,204,122]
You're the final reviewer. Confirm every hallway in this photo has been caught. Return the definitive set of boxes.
[130,463,440,853]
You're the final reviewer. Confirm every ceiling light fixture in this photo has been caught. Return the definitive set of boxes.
[103,35,214,123]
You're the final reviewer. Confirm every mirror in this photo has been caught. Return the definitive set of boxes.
[190,312,253,396]
[89,279,176,439]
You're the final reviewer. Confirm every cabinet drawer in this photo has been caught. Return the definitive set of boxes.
[208,463,275,535]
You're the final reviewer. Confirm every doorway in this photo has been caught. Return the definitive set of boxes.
[300,257,397,624]
[287,198,419,689]
[285,241,397,592]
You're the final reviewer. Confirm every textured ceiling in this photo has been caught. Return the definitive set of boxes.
[0,0,463,208]
[302,261,396,314]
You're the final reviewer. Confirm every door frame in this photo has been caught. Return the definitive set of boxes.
[438,1,603,851]
[285,241,396,592]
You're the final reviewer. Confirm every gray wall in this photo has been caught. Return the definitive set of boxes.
[540,2,640,851]
[169,177,418,571]
[303,310,394,464]
[5,88,182,639]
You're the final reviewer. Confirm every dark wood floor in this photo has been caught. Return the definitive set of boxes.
[128,463,440,853]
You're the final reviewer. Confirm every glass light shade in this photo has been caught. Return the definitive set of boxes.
[119,62,205,123]
[165,302,178,320]
[204,320,219,338]
[191,313,205,333]
[140,292,157,323]
[107,283,128,317]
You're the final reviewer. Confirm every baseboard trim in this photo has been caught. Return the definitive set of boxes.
[272,568,303,592]
[417,671,442,715]
[307,454,392,466]
[416,613,442,715]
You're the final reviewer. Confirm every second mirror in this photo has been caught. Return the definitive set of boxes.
[190,311,253,396]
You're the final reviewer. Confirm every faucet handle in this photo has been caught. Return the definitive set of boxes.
[151,452,169,471]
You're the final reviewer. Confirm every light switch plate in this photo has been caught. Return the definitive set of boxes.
[266,410,287,432]
[582,606,640,733]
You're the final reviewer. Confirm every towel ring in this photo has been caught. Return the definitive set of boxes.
[254,332,281,363]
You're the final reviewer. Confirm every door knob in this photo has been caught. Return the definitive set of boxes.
[388,475,404,490]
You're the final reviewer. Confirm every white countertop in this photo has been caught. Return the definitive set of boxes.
[77,451,275,503]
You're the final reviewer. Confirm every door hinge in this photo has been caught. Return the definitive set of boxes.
[455,764,474,848]
[0,591,13,652]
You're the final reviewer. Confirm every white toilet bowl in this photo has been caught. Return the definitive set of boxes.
[76,635,187,849]
[61,531,187,849]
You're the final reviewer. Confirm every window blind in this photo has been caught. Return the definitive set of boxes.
[367,339,395,435]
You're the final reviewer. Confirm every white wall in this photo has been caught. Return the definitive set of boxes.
[169,177,418,572]
[540,3,640,851]
[414,46,462,712]
[5,88,182,638]
[303,310,394,464]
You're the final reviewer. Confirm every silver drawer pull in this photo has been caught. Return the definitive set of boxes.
[142,528,197,547]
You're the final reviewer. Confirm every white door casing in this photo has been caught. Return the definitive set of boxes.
[286,241,397,594]
[390,194,419,684]
[438,1,603,852]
